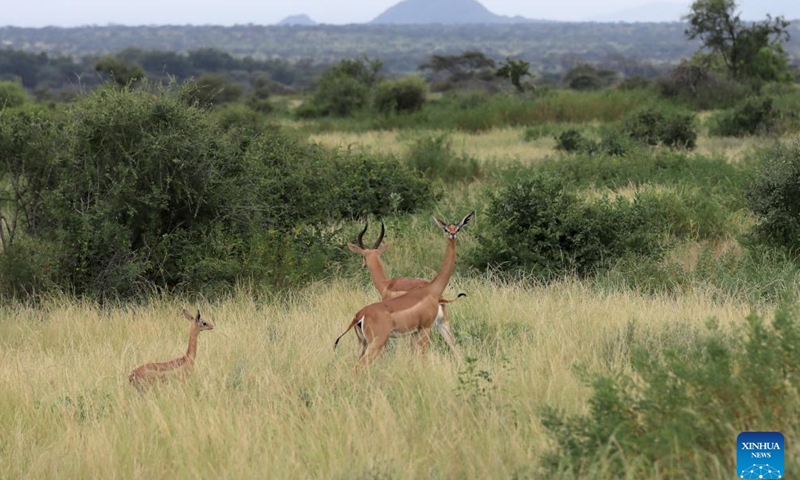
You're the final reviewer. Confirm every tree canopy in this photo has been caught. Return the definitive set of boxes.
[684,0,792,82]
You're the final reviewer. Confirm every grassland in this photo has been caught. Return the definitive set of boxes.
[4,79,800,479]
[308,127,762,164]
[0,156,790,479]
[0,274,761,479]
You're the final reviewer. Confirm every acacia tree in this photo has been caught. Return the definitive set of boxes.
[418,51,495,83]
[684,0,791,82]
[496,58,532,92]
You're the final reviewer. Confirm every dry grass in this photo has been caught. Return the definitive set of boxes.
[0,279,757,479]
[694,135,760,162]
[308,128,555,164]
[309,126,768,166]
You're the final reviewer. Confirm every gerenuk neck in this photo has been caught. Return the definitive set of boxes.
[428,237,457,297]
[185,325,200,362]
[365,255,391,293]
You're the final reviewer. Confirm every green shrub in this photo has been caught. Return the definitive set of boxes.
[659,111,697,149]
[597,129,639,156]
[563,64,619,91]
[658,64,751,110]
[0,85,434,298]
[374,76,427,114]
[405,134,482,183]
[555,129,597,154]
[541,307,800,477]
[620,107,697,149]
[746,141,800,248]
[0,80,27,109]
[246,73,273,113]
[214,104,273,133]
[472,175,668,280]
[329,151,436,216]
[0,236,61,298]
[183,73,243,106]
[621,108,663,146]
[299,58,382,118]
[511,150,747,210]
[708,96,781,137]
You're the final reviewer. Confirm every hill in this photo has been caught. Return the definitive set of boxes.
[371,0,537,25]
[277,14,317,26]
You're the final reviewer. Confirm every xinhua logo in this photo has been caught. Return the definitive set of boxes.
[737,432,784,479]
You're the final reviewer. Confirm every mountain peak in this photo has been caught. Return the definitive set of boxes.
[277,14,317,26]
[371,0,530,25]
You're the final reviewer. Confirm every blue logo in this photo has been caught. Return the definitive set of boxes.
[737,432,784,479]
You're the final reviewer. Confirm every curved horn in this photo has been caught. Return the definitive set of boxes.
[372,219,385,249]
[357,218,369,249]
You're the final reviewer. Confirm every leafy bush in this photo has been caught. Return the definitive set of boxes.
[246,73,273,113]
[0,85,434,298]
[596,129,640,156]
[555,129,597,153]
[563,64,619,91]
[708,96,781,137]
[525,150,746,202]
[658,63,750,110]
[541,307,800,477]
[659,111,698,149]
[214,104,273,133]
[472,175,668,280]
[405,134,482,183]
[0,80,27,109]
[184,73,243,106]
[298,58,382,118]
[746,141,800,249]
[374,76,427,114]
[620,107,697,149]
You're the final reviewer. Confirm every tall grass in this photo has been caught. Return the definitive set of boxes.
[0,278,759,479]
[302,89,661,133]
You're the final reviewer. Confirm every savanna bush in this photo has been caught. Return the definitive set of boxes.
[472,175,668,280]
[708,96,781,137]
[297,58,382,118]
[541,307,800,478]
[746,141,800,249]
[0,84,434,298]
[405,134,482,183]
[658,64,750,110]
[183,73,243,106]
[520,151,745,208]
[374,76,427,114]
[620,107,697,149]
[0,80,27,109]
[214,104,274,133]
[554,128,597,154]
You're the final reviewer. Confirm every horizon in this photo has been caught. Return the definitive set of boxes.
[2,0,799,28]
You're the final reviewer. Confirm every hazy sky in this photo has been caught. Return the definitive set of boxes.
[0,0,793,26]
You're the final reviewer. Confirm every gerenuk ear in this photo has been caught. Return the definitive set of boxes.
[457,211,475,229]
[183,309,195,322]
[432,216,448,232]
[196,310,202,322]
[347,243,364,254]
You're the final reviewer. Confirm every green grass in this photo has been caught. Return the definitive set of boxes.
[297,89,662,133]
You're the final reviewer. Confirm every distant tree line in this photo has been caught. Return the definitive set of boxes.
[0,47,327,98]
